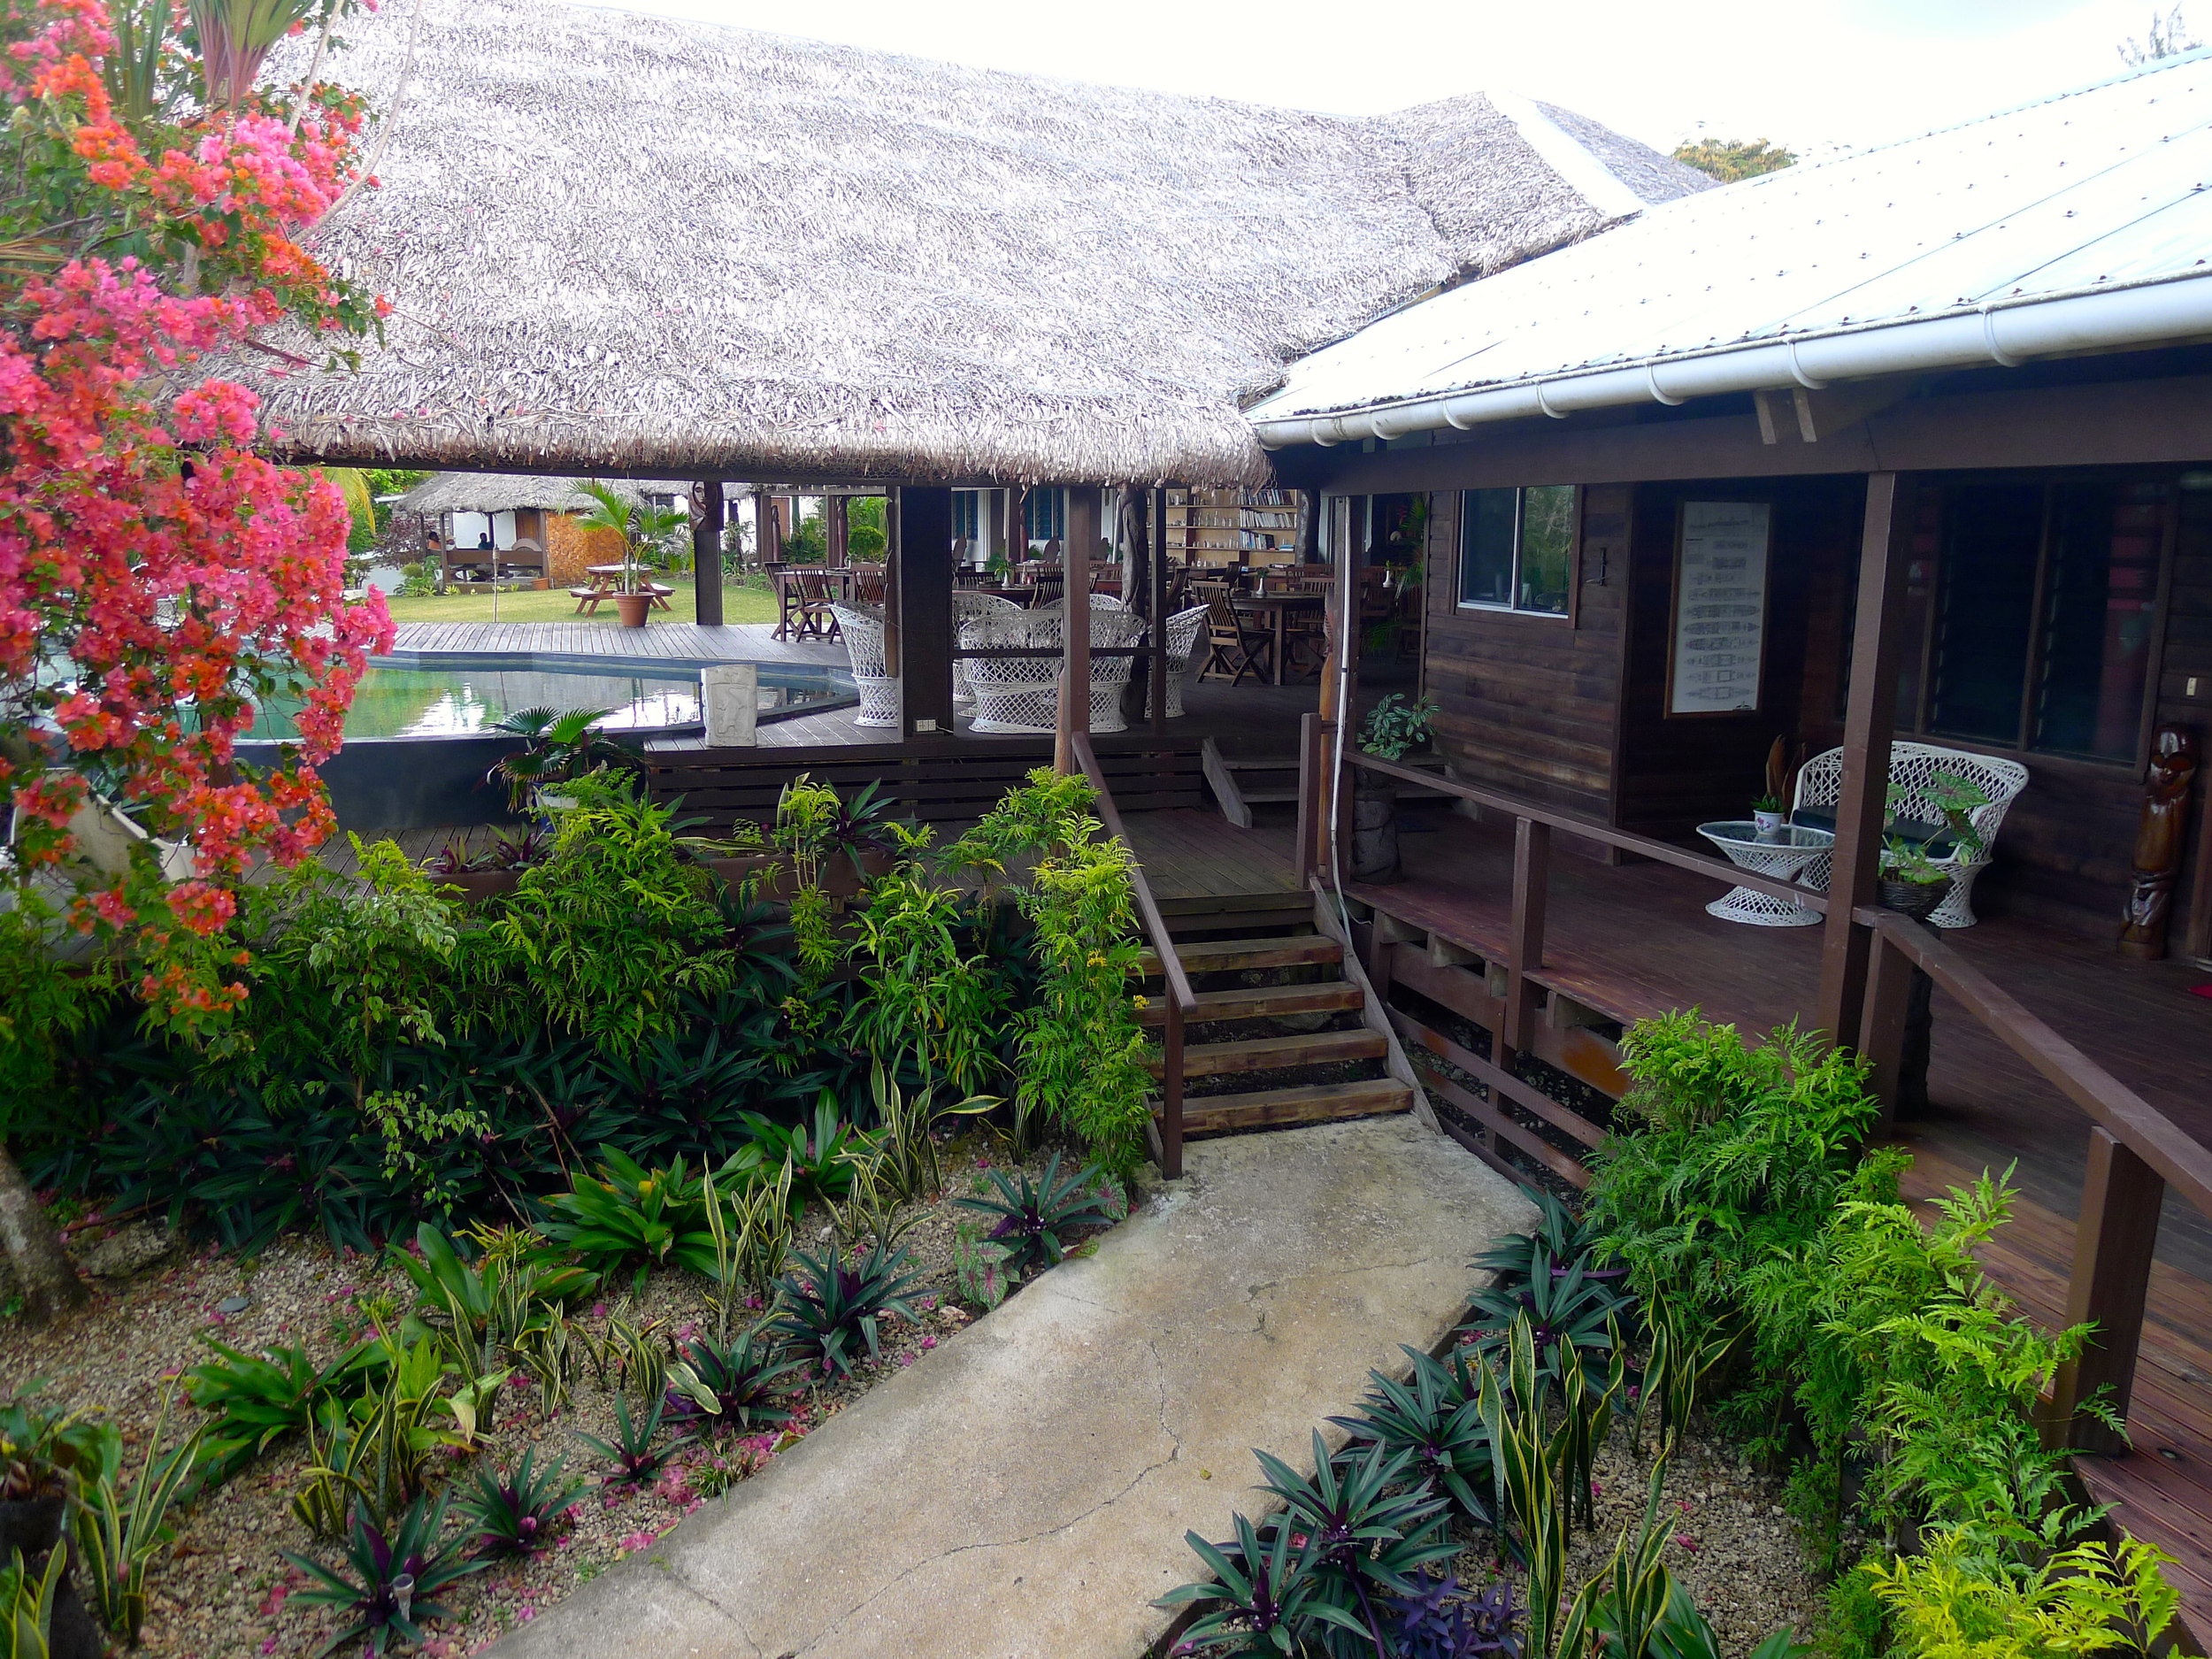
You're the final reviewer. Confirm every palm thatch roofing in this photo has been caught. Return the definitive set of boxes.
[247,0,1708,487]
[394,472,691,516]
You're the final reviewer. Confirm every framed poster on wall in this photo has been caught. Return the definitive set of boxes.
[1666,500,1772,716]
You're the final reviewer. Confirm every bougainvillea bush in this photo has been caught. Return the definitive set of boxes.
[0,0,391,1312]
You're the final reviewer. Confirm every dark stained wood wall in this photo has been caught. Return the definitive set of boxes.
[1418,482,1630,823]
[1616,476,1864,843]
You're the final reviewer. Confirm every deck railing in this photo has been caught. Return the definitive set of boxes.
[1298,722,2212,1450]
[1859,909,2212,1448]
[1071,730,1190,1179]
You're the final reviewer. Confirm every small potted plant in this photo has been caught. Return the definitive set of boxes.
[1878,836,1952,923]
[1353,692,1437,885]
[1755,735,1801,835]
[1752,794,1787,836]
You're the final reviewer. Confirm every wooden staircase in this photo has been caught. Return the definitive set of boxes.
[1137,895,1413,1136]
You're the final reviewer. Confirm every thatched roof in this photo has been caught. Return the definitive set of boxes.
[395,472,692,515]
[245,0,1706,487]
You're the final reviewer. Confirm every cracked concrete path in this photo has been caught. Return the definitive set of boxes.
[492,1115,1534,1659]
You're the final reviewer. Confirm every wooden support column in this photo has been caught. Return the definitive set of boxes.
[893,487,955,741]
[1816,472,1915,1048]
[1056,486,1097,774]
[1149,487,1170,736]
[2050,1127,2164,1452]
[690,480,726,626]
[1857,927,1914,1138]
[754,486,781,565]
[1502,818,1550,1062]
[828,495,849,567]
[1008,485,1028,562]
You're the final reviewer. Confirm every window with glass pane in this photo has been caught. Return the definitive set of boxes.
[1459,488,1522,610]
[2033,482,2161,760]
[1926,482,2041,745]
[951,491,979,540]
[1024,488,1064,544]
[1518,486,1575,615]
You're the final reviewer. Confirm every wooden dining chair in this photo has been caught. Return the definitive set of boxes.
[1198,593,1268,685]
[1028,571,1064,609]
[794,568,839,640]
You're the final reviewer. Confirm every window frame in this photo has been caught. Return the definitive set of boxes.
[1455,485,1581,625]
[1897,469,2177,772]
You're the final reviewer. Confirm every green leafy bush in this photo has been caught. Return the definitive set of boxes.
[951,1152,1114,1276]
[768,1241,925,1378]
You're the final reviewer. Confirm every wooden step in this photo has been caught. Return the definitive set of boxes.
[1148,1027,1387,1079]
[1169,1078,1415,1134]
[1164,903,1313,936]
[1140,934,1341,975]
[1133,982,1363,1026]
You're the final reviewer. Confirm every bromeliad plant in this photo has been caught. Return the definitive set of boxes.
[1156,1510,1373,1657]
[458,1448,585,1559]
[769,1242,926,1379]
[952,1152,1115,1277]
[577,1393,692,1487]
[666,1329,806,1432]
[283,1493,484,1659]
[1330,1345,1495,1527]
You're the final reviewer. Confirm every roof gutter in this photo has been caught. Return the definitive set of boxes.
[1250,273,2212,450]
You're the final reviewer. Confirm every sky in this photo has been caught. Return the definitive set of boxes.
[584,0,2193,157]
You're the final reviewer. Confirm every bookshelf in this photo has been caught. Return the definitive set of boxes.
[1163,487,1307,569]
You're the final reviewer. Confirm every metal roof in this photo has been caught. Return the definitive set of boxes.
[1248,50,2212,437]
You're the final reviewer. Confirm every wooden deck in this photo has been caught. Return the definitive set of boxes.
[384,618,845,669]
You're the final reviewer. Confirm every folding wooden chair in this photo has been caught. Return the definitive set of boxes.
[794,568,839,640]
[1198,594,1268,685]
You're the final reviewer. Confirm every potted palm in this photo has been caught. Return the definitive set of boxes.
[485,706,634,820]
[571,480,687,628]
[1353,693,1437,884]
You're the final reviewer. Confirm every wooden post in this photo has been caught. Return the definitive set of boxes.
[1161,993,1185,1180]
[1296,711,1325,887]
[2050,1127,2164,1452]
[1816,472,1915,1048]
[1857,926,1914,1138]
[1008,485,1028,565]
[1056,487,1097,775]
[754,486,781,565]
[690,480,726,627]
[1502,818,1550,1062]
[828,495,849,567]
[894,487,955,741]
[1149,487,1170,736]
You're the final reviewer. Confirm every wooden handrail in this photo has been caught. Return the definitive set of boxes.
[1858,908,2212,1215]
[1345,749,1831,913]
[1071,730,1190,1179]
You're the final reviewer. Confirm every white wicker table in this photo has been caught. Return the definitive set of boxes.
[1694,821,1834,927]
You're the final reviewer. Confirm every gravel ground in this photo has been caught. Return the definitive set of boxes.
[0,1138,1094,1659]
[1446,1417,1828,1657]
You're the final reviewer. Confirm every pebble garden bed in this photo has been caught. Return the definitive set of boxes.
[0,1140,1091,1659]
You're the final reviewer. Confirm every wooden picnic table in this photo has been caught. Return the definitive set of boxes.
[572,564,676,616]
[1233,591,1326,686]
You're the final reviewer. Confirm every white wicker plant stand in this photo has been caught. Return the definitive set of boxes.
[1695,821,1835,926]
[830,603,899,729]
[952,592,1022,707]
[961,599,1146,733]
[1793,741,2029,928]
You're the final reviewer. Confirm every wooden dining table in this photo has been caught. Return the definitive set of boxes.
[1233,591,1327,685]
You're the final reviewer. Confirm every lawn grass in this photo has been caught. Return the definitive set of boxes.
[380,582,780,627]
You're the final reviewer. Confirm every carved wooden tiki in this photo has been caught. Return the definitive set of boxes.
[2119,723,2200,959]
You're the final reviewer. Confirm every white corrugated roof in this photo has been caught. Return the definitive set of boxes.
[1248,50,2212,434]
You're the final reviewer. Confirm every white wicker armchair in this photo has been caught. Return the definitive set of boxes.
[830,603,898,729]
[1793,741,2030,927]
[960,596,1147,733]
[952,591,1022,707]
[1136,603,1210,718]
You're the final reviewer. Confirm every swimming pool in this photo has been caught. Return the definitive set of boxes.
[247,662,854,741]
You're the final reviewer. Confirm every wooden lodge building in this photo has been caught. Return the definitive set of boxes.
[247,0,2212,1630]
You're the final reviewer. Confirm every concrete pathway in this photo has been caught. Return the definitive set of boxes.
[494,1117,1533,1659]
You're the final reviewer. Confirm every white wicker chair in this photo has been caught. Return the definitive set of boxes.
[830,603,899,729]
[1793,741,2030,928]
[961,598,1147,733]
[1162,603,1208,718]
[952,591,1022,707]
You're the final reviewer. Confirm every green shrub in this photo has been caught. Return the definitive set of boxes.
[1864,1531,2176,1659]
[484,772,742,1055]
[1586,1012,1878,1335]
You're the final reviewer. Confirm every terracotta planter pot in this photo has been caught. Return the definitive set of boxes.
[436,870,521,906]
[615,591,654,627]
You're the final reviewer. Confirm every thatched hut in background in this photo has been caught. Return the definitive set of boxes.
[247,0,1709,488]
[396,472,691,586]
